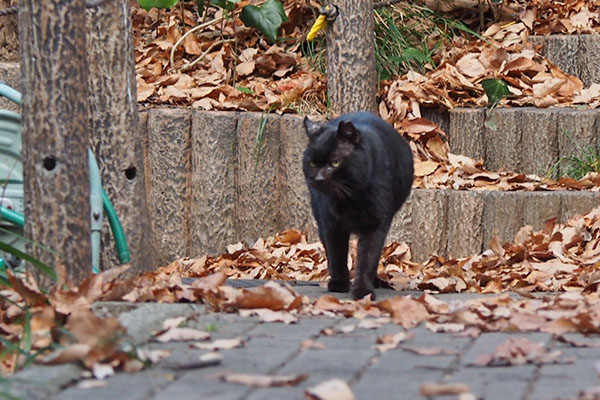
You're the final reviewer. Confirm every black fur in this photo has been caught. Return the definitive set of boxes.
[302,111,414,300]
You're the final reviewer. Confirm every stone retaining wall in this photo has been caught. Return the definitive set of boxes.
[141,108,600,263]
[423,107,600,177]
[530,34,600,88]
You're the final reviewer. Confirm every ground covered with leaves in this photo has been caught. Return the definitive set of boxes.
[133,0,600,190]
[5,0,600,382]
[133,0,600,112]
[4,204,600,376]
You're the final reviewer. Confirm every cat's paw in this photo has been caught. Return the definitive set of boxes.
[328,279,350,293]
[374,276,393,289]
[351,285,375,300]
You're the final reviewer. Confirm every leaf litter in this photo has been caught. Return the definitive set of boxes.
[6,203,600,375]
[6,0,600,379]
[131,1,600,192]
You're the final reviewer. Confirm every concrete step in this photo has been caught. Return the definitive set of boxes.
[530,34,600,87]
[422,106,600,178]
[141,108,600,263]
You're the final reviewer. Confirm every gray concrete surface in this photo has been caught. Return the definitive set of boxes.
[6,282,600,400]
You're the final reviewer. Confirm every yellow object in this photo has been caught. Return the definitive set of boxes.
[307,14,327,41]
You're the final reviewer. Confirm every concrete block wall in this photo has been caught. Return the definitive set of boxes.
[422,107,600,177]
[141,108,600,264]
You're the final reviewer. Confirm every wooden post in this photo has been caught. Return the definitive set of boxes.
[325,0,377,114]
[19,0,92,285]
[86,0,153,272]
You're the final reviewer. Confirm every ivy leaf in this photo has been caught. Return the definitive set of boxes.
[240,0,288,44]
[481,78,511,105]
[138,0,179,11]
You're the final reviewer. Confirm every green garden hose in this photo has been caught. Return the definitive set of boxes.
[101,188,130,264]
[0,206,24,227]
[0,190,130,265]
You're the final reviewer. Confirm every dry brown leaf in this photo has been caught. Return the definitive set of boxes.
[414,160,440,177]
[155,327,211,342]
[193,337,245,350]
[221,373,307,387]
[374,331,414,353]
[472,337,570,366]
[238,308,298,324]
[377,297,431,328]
[305,379,355,400]
[300,340,326,350]
[419,382,471,396]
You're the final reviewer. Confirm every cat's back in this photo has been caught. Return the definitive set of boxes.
[331,112,405,149]
[335,111,413,205]
[335,111,412,163]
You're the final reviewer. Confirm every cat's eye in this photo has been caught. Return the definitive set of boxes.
[309,161,317,168]
[330,160,340,168]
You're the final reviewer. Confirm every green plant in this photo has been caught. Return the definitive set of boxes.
[481,78,511,131]
[253,108,271,179]
[204,322,220,332]
[481,78,510,105]
[139,0,287,44]
[302,3,482,81]
[374,4,483,81]
[240,0,288,44]
[546,130,600,180]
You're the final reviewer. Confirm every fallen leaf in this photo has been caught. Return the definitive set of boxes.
[419,382,470,396]
[300,340,326,351]
[193,337,245,350]
[238,308,298,324]
[162,317,187,330]
[402,346,456,356]
[155,327,210,342]
[221,373,307,387]
[305,379,355,400]
[374,331,414,353]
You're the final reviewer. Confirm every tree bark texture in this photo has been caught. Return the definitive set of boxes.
[86,0,153,273]
[19,0,92,285]
[325,0,377,115]
[0,0,19,61]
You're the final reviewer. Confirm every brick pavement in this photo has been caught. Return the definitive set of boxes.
[8,283,600,400]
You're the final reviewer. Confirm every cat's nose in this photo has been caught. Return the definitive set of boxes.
[315,171,325,181]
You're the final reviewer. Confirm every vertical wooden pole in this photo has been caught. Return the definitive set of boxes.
[86,0,153,272]
[325,0,377,114]
[19,0,92,285]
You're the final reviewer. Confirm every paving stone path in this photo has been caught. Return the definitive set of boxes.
[8,282,600,400]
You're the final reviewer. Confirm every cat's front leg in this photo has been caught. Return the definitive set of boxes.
[352,225,389,300]
[321,224,351,293]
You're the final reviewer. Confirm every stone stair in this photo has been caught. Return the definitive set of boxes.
[2,34,600,266]
[139,109,600,265]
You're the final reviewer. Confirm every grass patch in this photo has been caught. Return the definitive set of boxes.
[301,3,482,82]
[546,130,600,180]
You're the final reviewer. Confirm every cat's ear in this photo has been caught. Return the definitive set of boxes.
[337,120,360,145]
[303,117,322,140]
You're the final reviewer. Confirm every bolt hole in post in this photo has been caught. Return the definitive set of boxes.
[124,166,137,180]
[42,156,57,171]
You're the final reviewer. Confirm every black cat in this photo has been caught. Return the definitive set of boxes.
[302,111,414,300]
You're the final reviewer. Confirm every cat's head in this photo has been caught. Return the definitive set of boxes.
[302,116,371,198]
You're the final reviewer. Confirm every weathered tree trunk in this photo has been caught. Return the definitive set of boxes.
[0,0,19,62]
[86,0,153,273]
[19,0,92,285]
[325,0,377,114]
